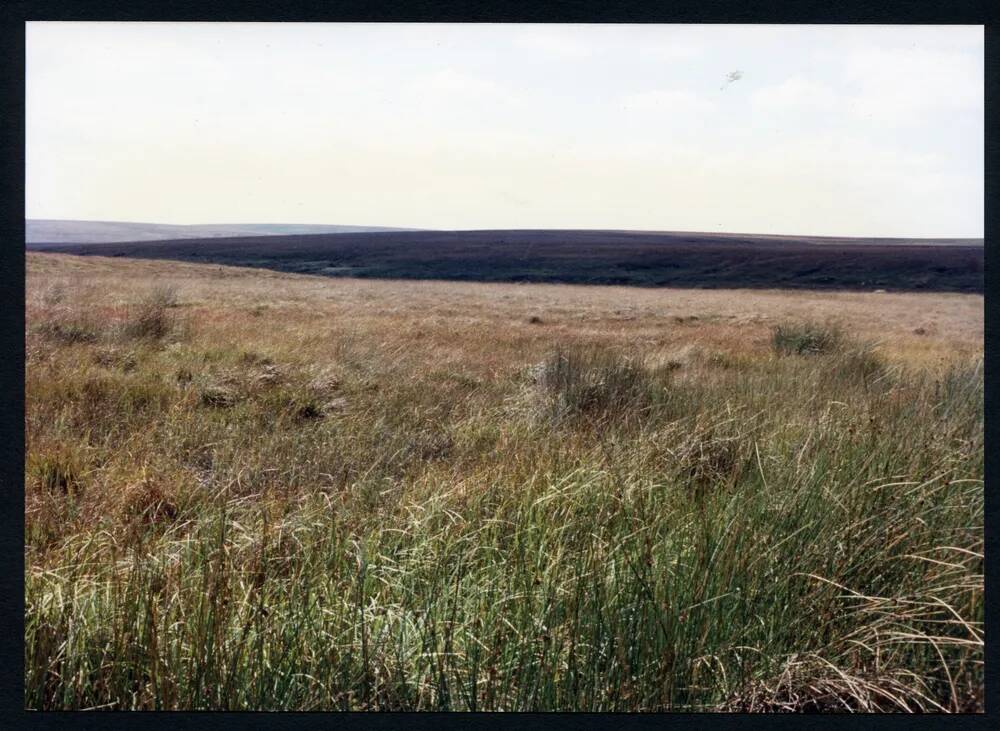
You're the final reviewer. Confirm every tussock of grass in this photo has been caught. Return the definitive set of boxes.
[121,285,181,341]
[534,346,669,426]
[824,343,890,387]
[772,322,893,393]
[93,346,139,372]
[24,265,983,712]
[27,444,86,495]
[199,384,239,409]
[35,317,100,344]
[773,322,842,355]
[119,476,180,527]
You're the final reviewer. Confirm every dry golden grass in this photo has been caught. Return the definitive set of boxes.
[27,252,983,374]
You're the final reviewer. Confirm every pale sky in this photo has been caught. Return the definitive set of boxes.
[26,23,983,237]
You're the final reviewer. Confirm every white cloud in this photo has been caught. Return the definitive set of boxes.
[513,29,592,59]
[621,89,715,117]
[750,75,840,114]
[637,39,702,61]
[844,46,982,124]
[409,68,509,100]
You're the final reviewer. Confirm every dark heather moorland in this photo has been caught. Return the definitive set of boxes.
[28,229,984,293]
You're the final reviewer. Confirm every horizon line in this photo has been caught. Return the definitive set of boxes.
[25,218,985,242]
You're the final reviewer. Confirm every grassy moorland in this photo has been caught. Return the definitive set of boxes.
[25,253,983,711]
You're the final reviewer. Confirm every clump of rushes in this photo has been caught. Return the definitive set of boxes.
[535,346,666,425]
[772,322,842,355]
[121,285,181,341]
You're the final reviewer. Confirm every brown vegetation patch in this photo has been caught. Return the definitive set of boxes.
[721,657,974,713]
[199,384,238,408]
[119,478,180,527]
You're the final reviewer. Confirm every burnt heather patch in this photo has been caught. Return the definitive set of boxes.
[30,229,984,293]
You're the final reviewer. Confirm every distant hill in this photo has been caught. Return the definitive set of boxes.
[28,228,984,293]
[26,219,418,245]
